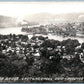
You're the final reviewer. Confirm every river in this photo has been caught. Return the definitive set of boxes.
[0,27,84,43]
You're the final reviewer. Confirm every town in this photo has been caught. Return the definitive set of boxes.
[0,33,84,82]
[21,20,84,37]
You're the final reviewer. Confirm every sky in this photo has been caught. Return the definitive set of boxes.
[0,2,84,22]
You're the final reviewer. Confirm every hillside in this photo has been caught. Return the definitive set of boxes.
[24,12,84,24]
[0,15,17,28]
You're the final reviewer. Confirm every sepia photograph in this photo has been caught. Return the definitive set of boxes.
[0,1,84,83]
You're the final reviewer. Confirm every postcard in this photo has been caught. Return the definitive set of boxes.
[0,1,84,83]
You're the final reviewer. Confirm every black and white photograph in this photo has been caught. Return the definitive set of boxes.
[0,2,84,83]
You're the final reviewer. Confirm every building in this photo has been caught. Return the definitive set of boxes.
[21,20,28,28]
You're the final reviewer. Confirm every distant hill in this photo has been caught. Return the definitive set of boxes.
[0,15,17,28]
[1,12,84,28]
[24,12,84,24]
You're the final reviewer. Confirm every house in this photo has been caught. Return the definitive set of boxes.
[21,20,28,28]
